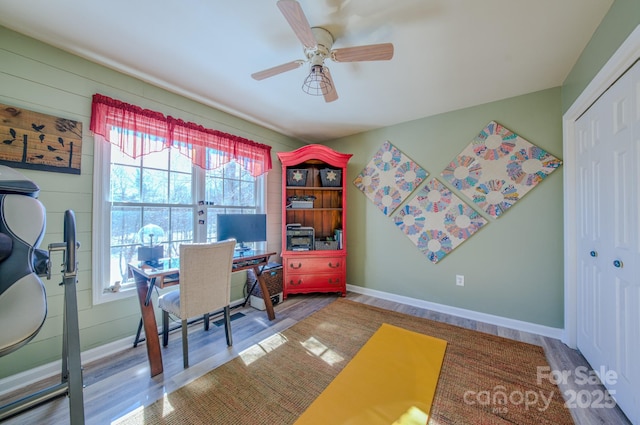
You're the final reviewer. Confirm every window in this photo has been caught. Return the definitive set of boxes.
[93,136,264,304]
[89,94,271,305]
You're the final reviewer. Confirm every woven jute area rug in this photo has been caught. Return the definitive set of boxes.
[118,298,573,425]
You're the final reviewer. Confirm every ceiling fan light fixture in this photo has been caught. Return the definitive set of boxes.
[302,64,333,96]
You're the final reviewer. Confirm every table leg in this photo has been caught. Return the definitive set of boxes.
[253,265,275,321]
[131,269,164,377]
[133,275,158,347]
[133,318,143,347]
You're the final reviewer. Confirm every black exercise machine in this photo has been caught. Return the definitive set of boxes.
[0,166,84,424]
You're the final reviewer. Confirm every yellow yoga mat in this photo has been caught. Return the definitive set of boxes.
[294,323,448,425]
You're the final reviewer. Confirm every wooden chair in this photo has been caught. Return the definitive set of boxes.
[157,239,236,368]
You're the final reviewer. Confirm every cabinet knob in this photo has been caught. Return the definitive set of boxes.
[328,278,341,285]
[328,262,340,268]
[590,251,597,257]
[290,263,302,269]
[613,260,623,268]
[289,279,302,286]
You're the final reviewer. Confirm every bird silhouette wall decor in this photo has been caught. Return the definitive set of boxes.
[0,103,82,174]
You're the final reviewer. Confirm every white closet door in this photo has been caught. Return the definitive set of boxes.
[576,59,639,424]
[576,95,612,378]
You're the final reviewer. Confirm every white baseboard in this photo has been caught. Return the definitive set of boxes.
[0,334,132,398]
[0,297,247,397]
[346,284,564,340]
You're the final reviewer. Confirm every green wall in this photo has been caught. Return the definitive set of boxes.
[325,87,565,328]
[0,26,301,378]
[323,0,640,331]
[562,0,640,112]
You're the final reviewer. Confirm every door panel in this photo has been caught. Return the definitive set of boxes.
[576,106,611,368]
[575,60,639,424]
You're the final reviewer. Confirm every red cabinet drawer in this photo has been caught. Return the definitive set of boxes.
[283,254,346,298]
[285,256,344,274]
[284,273,344,290]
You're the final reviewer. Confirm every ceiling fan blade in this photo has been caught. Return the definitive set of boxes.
[277,0,317,49]
[331,43,394,62]
[251,60,304,81]
[323,68,338,103]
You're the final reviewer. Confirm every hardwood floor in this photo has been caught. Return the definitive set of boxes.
[0,292,631,424]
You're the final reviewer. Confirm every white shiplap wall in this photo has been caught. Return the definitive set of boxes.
[0,25,303,380]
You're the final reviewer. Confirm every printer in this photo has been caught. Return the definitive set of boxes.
[286,224,315,251]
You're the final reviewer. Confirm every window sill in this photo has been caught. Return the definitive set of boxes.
[94,284,136,305]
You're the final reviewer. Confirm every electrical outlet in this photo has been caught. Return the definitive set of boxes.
[456,274,464,286]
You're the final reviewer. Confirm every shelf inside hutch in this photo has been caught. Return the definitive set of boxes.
[284,164,344,240]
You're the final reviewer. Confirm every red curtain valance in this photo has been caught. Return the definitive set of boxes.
[89,93,272,176]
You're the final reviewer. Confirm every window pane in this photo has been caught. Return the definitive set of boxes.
[169,171,192,204]
[111,206,141,246]
[142,207,169,241]
[240,180,255,206]
[206,207,219,242]
[223,178,239,205]
[238,166,252,180]
[170,207,194,256]
[111,142,140,167]
[207,165,224,178]
[111,165,141,202]
[224,161,240,179]
[110,245,137,285]
[142,168,168,203]
[143,149,169,170]
[167,241,182,260]
[205,174,223,206]
[170,147,192,173]
[224,208,245,214]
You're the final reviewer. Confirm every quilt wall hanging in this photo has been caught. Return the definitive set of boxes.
[353,141,428,216]
[440,121,561,218]
[0,103,82,174]
[394,178,488,263]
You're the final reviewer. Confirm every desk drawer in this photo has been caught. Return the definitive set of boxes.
[285,256,344,274]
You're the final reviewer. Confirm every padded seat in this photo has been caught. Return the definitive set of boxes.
[158,290,181,317]
[0,274,47,356]
[0,168,47,357]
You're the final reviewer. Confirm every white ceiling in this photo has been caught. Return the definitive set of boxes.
[0,0,613,143]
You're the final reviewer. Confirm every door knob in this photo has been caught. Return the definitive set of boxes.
[590,251,597,257]
[613,260,623,268]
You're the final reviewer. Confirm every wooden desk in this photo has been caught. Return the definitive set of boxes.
[128,250,277,377]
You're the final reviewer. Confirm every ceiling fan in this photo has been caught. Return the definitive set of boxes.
[251,0,394,103]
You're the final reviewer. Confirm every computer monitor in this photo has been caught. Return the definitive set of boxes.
[217,214,267,251]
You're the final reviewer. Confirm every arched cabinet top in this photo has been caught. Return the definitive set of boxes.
[277,144,352,168]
